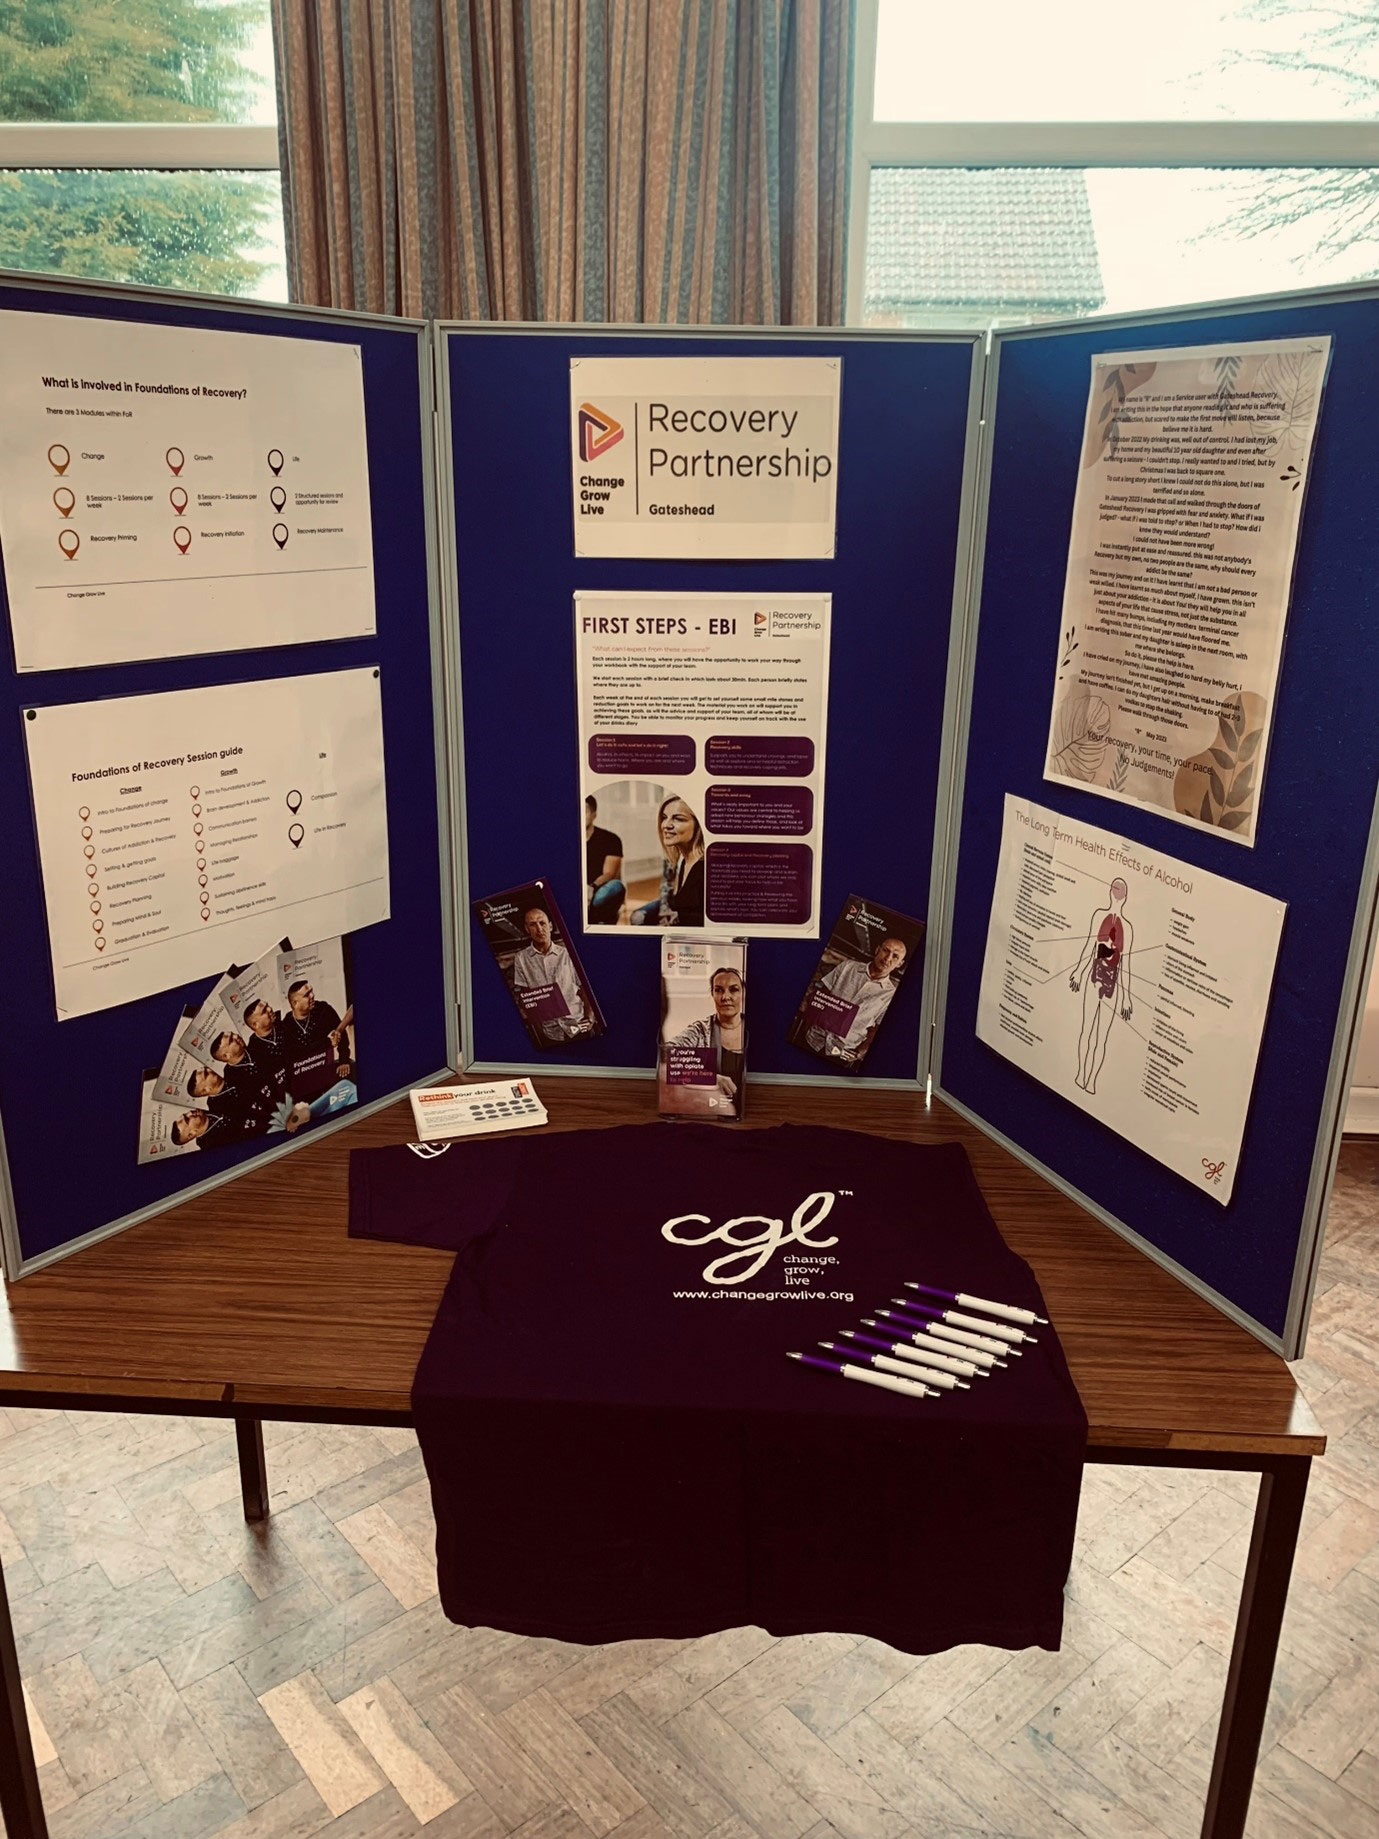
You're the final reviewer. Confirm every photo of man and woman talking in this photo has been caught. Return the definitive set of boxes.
[585,783,704,928]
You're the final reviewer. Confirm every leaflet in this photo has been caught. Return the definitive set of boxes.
[0,307,375,671]
[1045,336,1330,844]
[576,592,830,940]
[25,668,389,1019]
[570,355,841,558]
[976,795,1285,1205]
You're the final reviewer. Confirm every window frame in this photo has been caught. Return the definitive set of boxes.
[847,0,1379,325]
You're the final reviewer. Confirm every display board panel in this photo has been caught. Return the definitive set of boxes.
[936,289,1379,1352]
[443,326,982,1083]
[0,275,453,1274]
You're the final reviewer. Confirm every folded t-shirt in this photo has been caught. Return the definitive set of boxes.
[348,1121,1087,1653]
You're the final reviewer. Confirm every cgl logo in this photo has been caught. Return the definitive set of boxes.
[662,1191,841,1284]
[577,402,624,462]
[407,1142,451,1160]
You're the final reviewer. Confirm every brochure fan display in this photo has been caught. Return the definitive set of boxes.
[1,271,1377,1362]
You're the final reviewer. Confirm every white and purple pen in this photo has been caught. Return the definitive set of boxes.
[888,1295,1035,1347]
[857,1319,998,1374]
[787,1350,935,1400]
[821,1338,970,1390]
[905,1281,1047,1328]
[875,1304,1021,1358]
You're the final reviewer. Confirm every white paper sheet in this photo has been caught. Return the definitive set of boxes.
[976,795,1285,1205]
[0,308,375,670]
[576,592,830,940]
[25,668,390,1018]
[1044,337,1330,844]
[569,356,841,558]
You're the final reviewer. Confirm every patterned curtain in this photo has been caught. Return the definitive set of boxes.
[270,1,852,324]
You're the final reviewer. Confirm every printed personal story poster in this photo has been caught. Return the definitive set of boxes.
[23,667,389,1019]
[0,307,375,671]
[976,795,1286,1205]
[1045,336,1330,845]
[576,592,830,941]
[473,881,607,1051]
[658,938,748,1122]
[788,895,925,1072]
[570,355,841,558]
[138,932,357,1163]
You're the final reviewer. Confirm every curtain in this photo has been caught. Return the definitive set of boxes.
[270,1,852,324]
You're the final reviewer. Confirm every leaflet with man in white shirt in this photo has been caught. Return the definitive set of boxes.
[472,880,606,1052]
[788,894,925,1072]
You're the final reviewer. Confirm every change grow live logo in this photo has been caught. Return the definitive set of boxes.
[577,402,624,462]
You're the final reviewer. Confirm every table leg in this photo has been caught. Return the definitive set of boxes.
[1201,1454,1311,1839]
[236,1417,269,1524]
[0,1538,47,1839]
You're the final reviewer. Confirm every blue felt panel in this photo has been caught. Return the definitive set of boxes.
[448,327,978,1073]
[941,294,1379,1341]
[447,329,978,1079]
[0,280,449,1267]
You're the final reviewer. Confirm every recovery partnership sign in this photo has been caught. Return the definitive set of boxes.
[569,355,841,558]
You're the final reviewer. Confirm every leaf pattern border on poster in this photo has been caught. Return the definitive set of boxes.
[1257,344,1325,462]
[1190,694,1265,834]
[1081,361,1157,467]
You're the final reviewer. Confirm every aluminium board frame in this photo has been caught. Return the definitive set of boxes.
[0,268,459,1281]
[432,316,988,1094]
[925,279,1379,1360]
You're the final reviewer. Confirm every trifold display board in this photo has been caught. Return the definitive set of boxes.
[0,274,455,1277]
[2,272,1378,1361]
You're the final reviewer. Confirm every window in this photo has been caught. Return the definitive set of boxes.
[0,1,285,301]
[850,0,1379,326]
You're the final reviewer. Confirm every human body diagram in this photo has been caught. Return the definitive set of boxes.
[1069,877,1134,1095]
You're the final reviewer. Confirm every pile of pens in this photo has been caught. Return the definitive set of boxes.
[788,1282,1045,1402]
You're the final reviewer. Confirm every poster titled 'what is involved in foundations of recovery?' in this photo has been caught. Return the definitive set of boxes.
[25,668,389,1019]
[569,355,841,558]
[976,796,1285,1205]
[576,592,830,940]
[1045,336,1330,846]
[0,308,375,671]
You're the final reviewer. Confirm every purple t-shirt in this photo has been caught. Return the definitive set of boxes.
[348,1122,1086,1653]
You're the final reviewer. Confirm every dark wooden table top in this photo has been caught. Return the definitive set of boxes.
[0,1077,1324,1456]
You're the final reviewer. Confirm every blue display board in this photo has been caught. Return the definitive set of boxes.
[938,293,1379,1349]
[443,327,981,1081]
[0,278,452,1272]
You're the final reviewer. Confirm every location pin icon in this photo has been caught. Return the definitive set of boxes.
[53,487,75,517]
[267,448,284,475]
[92,920,103,933]
[90,901,100,914]
[166,446,185,475]
[81,826,92,840]
[170,487,187,515]
[271,523,289,550]
[48,443,71,475]
[286,789,302,814]
[83,844,95,860]
[288,823,304,849]
[59,529,80,560]
[95,938,106,951]
[173,525,192,554]
[270,485,286,512]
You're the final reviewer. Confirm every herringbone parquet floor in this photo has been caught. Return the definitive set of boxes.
[5,1142,1379,1839]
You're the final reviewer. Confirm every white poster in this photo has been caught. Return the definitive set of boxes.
[976,796,1285,1205]
[0,308,375,671]
[24,667,389,1019]
[576,592,829,940]
[570,356,840,558]
[1045,336,1330,845]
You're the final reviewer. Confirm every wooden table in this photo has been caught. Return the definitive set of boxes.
[0,1079,1323,1839]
